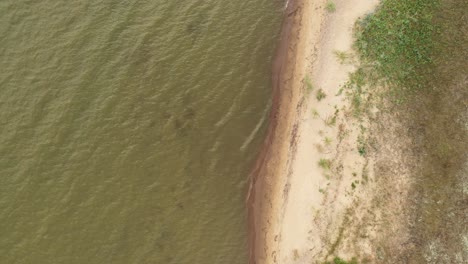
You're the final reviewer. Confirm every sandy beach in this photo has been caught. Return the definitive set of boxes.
[248,0,381,263]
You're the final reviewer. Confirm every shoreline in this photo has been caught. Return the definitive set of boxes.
[248,0,322,263]
[248,0,380,263]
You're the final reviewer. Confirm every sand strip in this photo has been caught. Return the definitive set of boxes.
[248,1,379,263]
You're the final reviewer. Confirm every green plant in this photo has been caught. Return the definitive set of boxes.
[357,134,367,156]
[333,50,349,64]
[324,137,333,145]
[351,180,359,190]
[341,67,369,118]
[335,87,344,96]
[312,108,320,118]
[325,115,337,126]
[358,145,366,156]
[325,108,339,126]
[316,89,327,101]
[318,158,332,170]
[325,1,336,12]
[304,74,314,92]
[324,257,359,264]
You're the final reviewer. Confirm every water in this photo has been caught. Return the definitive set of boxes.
[0,1,282,263]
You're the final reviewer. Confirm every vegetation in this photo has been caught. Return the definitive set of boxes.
[354,0,439,100]
[312,108,320,118]
[325,1,336,12]
[351,180,359,190]
[318,158,332,170]
[322,0,466,262]
[324,257,359,264]
[324,108,339,127]
[333,50,350,64]
[357,134,366,156]
[341,0,439,118]
[341,68,367,117]
[324,115,337,127]
[304,74,314,93]
[357,145,366,156]
[316,89,327,101]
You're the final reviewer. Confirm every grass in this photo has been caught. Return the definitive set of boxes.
[351,180,359,190]
[337,123,348,141]
[341,0,439,117]
[324,257,359,264]
[357,135,366,156]
[342,68,368,117]
[324,108,339,126]
[325,1,336,12]
[358,145,366,156]
[333,50,350,64]
[312,108,320,118]
[304,74,314,93]
[318,158,332,170]
[333,0,466,262]
[324,137,333,146]
[354,0,439,101]
[316,89,327,101]
[324,115,337,127]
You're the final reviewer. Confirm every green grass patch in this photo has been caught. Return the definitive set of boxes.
[324,257,359,264]
[354,0,439,100]
[325,1,336,12]
[318,158,332,170]
[304,74,314,93]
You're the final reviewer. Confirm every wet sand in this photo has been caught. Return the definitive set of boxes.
[247,0,312,262]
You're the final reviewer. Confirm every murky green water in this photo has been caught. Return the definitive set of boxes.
[0,1,282,263]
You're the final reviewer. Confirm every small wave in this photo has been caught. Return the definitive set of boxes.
[240,103,270,152]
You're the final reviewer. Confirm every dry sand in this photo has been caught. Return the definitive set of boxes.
[248,0,384,263]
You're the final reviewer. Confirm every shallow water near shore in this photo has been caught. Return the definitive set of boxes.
[0,1,282,263]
